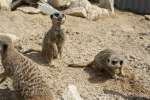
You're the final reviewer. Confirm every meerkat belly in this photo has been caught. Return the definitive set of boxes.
[54,30,65,43]
[12,60,51,97]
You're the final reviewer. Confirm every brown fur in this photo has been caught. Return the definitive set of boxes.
[0,35,54,100]
[69,49,125,79]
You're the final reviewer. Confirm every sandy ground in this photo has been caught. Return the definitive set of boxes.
[0,9,150,100]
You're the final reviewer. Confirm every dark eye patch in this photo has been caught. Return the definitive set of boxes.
[120,60,123,65]
[107,59,110,62]
[54,13,60,17]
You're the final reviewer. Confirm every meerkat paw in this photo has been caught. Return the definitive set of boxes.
[48,60,57,68]
[112,74,122,80]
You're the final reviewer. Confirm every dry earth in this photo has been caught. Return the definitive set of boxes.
[0,9,150,100]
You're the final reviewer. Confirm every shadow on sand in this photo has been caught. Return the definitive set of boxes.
[104,90,150,100]
[83,67,113,83]
[0,88,18,100]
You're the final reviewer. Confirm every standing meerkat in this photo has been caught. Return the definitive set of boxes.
[69,49,125,79]
[0,35,54,100]
[41,12,66,65]
[23,12,66,65]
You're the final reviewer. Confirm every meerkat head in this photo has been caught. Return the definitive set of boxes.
[0,35,13,54]
[106,53,124,70]
[50,12,66,25]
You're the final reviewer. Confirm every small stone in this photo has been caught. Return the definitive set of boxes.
[145,15,150,21]
[64,7,87,18]
[17,7,41,14]
[38,2,60,15]
[62,84,83,100]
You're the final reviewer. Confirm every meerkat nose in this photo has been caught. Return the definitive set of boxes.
[111,60,118,65]
[120,60,123,65]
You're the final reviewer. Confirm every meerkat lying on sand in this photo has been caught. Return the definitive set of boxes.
[69,49,125,79]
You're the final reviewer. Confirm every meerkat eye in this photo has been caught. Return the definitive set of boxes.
[111,60,118,65]
[62,14,65,17]
[107,59,110,62]
[54,13,60,17]
[120,60,123,65]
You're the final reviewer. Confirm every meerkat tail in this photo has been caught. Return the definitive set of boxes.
[23,48,41,54]
[68,64,86,68]
[68,61,93,68]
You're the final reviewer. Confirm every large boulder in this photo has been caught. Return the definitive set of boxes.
[64,0,109,20]
[47,0,71,9]
[97,0,114,14]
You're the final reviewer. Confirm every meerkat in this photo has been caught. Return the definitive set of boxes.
[69,49,125,79]
[42,12,66,64]
[23,12,66,65]
[11,0,40,11]
[0,35,54,100]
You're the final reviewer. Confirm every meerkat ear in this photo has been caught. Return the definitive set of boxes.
[50,14,53,19]
[3,44,8,53]
[0,43,8,53]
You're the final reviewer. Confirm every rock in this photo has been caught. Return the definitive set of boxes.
[86,5,109,20]
[145,15,150,21]
[17,7,41,14]
[64,7,87,18]
[47,0,71,8]
[0,0,12,10]
[38,2,60,15]
[64,0,110,20]
[70,0,91,9]
[96,0,114,14]
[62,84,83,100]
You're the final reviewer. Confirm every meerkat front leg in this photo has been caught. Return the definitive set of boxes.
[52,43,58,59]
[48,43,58,66]
[57,43,63,58]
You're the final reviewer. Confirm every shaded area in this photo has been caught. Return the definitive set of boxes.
[24,52,49,66]
[104,90,150,100]
[84,67,113,83]
[0,88,18,100]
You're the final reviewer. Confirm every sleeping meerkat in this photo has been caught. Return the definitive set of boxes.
[11,0,40,11]
[23,12,66,65]
[69,49,125,79]
[0,35,54,100]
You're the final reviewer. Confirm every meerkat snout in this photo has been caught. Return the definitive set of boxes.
[111,60,123,66]
[107,56,124,69]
